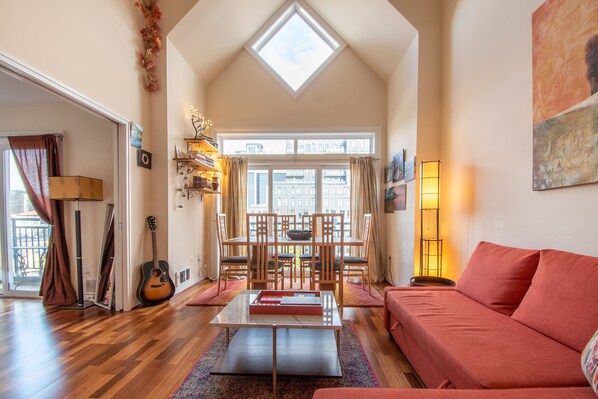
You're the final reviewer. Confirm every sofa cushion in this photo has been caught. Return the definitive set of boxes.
[512,249,598,352]
[581,329,598,396]
[456,241,540,315]
[312,387,598,399]
[386,289,587,389]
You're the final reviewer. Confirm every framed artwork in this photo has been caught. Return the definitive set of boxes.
[130,121,143,149]
[393,184,407,211]
[384,188,394,213]
[392,150,405,182]
[384,163,393,183]
[137,149,152,169]
[404,157,415,182]
[532,0,598,190]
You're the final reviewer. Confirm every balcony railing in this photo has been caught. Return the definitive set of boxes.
[11,216,50,288]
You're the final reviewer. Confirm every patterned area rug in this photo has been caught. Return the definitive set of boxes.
[170,320,378,399]
[186,279,383,307]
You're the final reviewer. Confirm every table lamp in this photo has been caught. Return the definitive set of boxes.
[49,176,103,309]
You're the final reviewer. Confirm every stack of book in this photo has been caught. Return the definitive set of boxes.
[192,152,215,168]
[198,134,219,150]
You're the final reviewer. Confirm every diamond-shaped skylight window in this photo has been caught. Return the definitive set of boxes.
[247,0,345,96]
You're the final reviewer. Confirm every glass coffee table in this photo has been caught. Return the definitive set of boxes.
[209,290,343,399]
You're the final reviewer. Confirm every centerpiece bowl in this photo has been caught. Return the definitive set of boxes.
[287,229,312,240]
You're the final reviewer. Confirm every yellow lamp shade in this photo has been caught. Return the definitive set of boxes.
[420,161,440,210]
[49,176,103,201]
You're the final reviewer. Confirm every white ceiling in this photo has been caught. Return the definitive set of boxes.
[169,0,417,85]
[0,67,63,106]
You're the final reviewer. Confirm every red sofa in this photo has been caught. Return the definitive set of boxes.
[314,242,598,399]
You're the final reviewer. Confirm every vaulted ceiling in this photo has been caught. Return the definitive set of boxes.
[169,0,418,85]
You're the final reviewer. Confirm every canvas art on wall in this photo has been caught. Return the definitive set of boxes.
[393,184,407,211]
[392,150,405,182]
[404,157,415,182]
[384,188,394,213]
[532,0,598,190]
[384,163,393,184]
[130,122,143,149]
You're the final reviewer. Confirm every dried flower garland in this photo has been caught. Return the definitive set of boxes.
[134,0,162,92]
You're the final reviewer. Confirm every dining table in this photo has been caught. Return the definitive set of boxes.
[222,235,364,290]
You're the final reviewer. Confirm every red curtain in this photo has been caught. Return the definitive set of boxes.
[8,135,77,305]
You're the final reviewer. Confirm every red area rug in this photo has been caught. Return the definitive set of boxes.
[170,320,379,399]
[186,279,383,307]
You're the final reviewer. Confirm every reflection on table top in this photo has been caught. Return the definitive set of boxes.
[209,290,342,329]
[223,236,363,246]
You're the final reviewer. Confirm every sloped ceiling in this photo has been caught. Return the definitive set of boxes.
[0,67,63,106]
[169,0,417,85]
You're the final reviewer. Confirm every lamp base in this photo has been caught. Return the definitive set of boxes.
[62,300,94,310]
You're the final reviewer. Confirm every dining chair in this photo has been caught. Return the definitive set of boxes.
[311,213,344,313]
[299,214,317,289]
[278,214,297,287]
[246,213,285,290]
[342,213,373,294]
[216,213,248,295]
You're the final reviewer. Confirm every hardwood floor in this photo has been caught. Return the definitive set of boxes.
[0,281,421,399]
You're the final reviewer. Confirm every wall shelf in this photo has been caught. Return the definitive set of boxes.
[174,136,221,202]
[185,187,220,201]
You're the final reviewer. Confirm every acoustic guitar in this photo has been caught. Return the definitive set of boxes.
[137,216,175,305]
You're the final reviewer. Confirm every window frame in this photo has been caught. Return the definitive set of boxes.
[245,0,346,98]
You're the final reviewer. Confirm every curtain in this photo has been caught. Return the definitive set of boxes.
[350,156,384,282]
[8,135,77,305]
[221,156,248,254]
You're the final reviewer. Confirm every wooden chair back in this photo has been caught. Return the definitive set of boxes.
[247,213,279,286]
[216,213,229,258]
[312,213,344,283]
[361,214,373,259]
[278,214,296,251]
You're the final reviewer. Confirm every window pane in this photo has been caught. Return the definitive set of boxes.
[248,170,269,214]
[322,169,350,236]
[255,11,336,91]
[222,139,293,155]
[272,169,316,220]
[297,139,371,154]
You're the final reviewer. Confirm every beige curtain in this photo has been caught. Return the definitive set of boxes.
[350,156,383,282]
[221,156,248,254]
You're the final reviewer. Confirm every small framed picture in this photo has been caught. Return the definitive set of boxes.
[175,145,184,159]
[392,150,405,182]
[130,122,143,149]
[405,156,416,182]
[137,149,152,169]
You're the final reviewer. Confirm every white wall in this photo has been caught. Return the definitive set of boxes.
[386,0,443,284]
[441,0,598,277]
[386,37,419,286]
[0,102,115,291]
[166,40,210,292]
[206,48,386,129]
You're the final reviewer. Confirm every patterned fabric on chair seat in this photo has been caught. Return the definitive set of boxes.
[222,255,248,263]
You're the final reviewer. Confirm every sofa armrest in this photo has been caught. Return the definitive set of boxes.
[383,286,455,331]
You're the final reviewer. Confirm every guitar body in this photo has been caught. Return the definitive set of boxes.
[138,260,175,305]
[137,216,175,306]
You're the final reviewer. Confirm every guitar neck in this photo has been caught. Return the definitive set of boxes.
[152,230,159,269]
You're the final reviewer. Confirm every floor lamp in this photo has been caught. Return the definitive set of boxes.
[49,176,103,309]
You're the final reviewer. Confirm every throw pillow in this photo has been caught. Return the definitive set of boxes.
[456,241,540,315]
[512,249,598,352]
[582,329,598,396]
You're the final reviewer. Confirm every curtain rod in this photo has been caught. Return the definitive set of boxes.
[0,130,64,138]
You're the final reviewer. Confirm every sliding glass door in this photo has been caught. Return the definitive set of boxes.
[0,148,46,296]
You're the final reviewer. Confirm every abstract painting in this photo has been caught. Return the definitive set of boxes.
[393,184,407,211]
[404,157,415,182]
[384,188,394,213]
[532,0,598,190]
[384,163,393,184]
[392,150,405,182]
